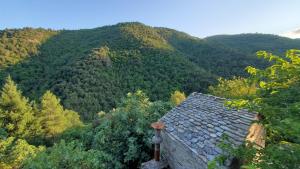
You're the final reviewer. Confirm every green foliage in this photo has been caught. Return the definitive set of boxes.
[206,34,300,55]
[92,90,172,168]
[170,90,186,105]
[39,91,67,138]
[207,160,218,169]
[24,91,171,169]
[0,78,84,168]
[1,23,300,121]
[0,137,44,169]
[213,50,300,168]
[119,22,172,50]
[1,23,300,169]
[217,136,258,169]
[257,142,300,169]
[0,23,216,121]
[90,46,112,66]
[0,28,57,67]
[242,50,300,143]
[158,29,272,77]
[209,77,257,99]
[0,76,37,139]
[58,125,95,148]
[0,23,299,121]
[23,140,117,169]
[39,91,82,138]
[64,109,83,128]
[0,76,170,168]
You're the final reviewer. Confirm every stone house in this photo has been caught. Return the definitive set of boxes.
[146,92,264,169]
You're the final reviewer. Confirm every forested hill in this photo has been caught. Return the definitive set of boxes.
[1,22,300,120]
[205,33,300,55]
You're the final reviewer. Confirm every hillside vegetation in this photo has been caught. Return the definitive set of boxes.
[0,28,56,67]
[0,22,300,169]
[0,22,300,120]
[209,50,300,169]
[206,33,300,55]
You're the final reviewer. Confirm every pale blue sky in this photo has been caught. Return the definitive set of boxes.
[1,0,300,37]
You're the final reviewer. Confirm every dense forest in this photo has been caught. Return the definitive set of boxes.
[1,22,300,121]
[0,22,300,168]
[0,76,174,168]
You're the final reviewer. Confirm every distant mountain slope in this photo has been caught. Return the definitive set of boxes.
[0,23,214,120]
[157,28,267,77]
[205,33,300,55]
[0,23,300,120]
[0,28,57,67]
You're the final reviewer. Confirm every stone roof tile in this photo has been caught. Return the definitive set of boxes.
[160,92,256,164]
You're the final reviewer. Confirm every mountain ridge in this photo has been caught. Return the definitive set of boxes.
[1,22,300,120]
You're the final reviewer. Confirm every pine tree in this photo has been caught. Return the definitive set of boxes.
[38,91,82,138]
[63,109,82,128]
[0,137,44,169]
[0,76,35,138]
[39,91,67,138]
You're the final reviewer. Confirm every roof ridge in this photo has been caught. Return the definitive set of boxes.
[190,92,226,101]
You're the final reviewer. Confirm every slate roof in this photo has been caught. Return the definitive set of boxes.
[160,92,256,163]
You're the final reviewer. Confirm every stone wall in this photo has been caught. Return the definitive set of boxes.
[161,131,207,169]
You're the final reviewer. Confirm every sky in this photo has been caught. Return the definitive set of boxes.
[1,0,300,38]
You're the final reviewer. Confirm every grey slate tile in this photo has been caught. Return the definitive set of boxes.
[160,92,256,165]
